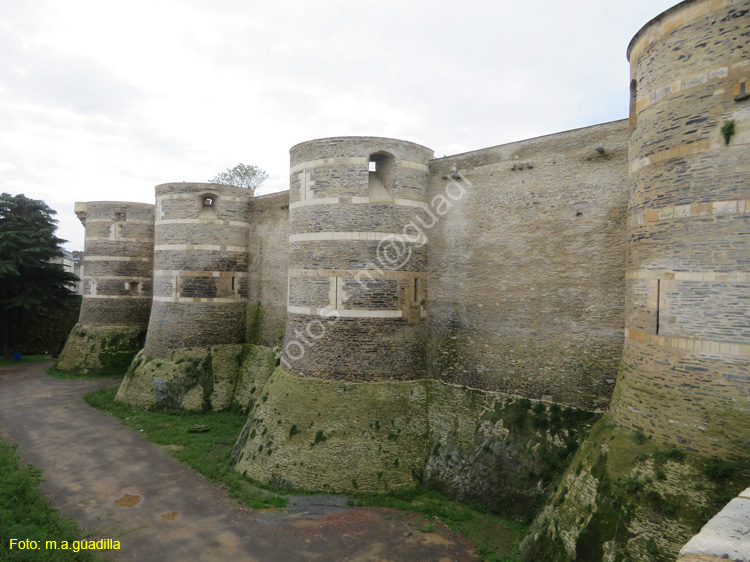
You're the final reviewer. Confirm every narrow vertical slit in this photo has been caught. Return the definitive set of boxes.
[414,278,418,302]
[231,276,236,291]
[655,279,661,335]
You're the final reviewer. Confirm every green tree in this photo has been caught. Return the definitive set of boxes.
[209,163,268,195]
[0,194,79,359]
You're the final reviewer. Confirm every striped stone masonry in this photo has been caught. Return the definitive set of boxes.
[612,0,750,458]
[625,269,750,283]
[155,219,251,227]
[625,326,749,358]
[289,196,428,210]
[289,231,428,244]
[287,305,403,319]
[630,137,750,174]
[632,57,750,116]
[290,156,429,175]
[84,256,152,262]
[143,183,252,357]
[154,244,248,252]
[629,199,750,227]
[74,201,155,328]
[85,218,153,225]
[284,137,433,381]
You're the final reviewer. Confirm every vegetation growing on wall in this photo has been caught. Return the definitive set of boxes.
[424,383,599,523]
[209,163,268,195]
[53,324,145,378]
[721,119,736,146]
[522,416,750,562]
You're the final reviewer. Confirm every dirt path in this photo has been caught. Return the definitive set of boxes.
[0,362,477,562]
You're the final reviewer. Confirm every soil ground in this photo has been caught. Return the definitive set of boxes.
[0,362,477,561]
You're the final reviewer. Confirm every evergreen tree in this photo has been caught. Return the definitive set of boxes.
[0,193,79,359]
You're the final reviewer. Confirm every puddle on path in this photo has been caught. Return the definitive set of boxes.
[114,493,141,507]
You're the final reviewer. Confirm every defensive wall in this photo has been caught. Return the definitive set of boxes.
[426,120,629,410]
[58,1,750,559]
[611,0,750,458]
[245,190,289,347]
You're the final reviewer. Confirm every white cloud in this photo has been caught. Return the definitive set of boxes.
[0,0,678,250]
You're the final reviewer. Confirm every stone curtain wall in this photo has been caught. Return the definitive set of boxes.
[426,121,629,410]
[143,183,252,358]
[245,191,289,347]
[284,137,433,381]
[611,0,750,459]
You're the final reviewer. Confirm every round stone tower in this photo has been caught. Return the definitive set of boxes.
[143,183,252,357]
[611,0,750,458]
[284,136,434,380]
[522,6,750,560]
[56,201,154,376]
[233,138,435,493]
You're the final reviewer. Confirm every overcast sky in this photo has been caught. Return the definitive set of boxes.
[1,0,678,250]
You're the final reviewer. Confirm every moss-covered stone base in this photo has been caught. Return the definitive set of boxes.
[232,368,429,493]
[115,344,278,412]
[424,383,598,522]
[521,416,750,562]
[231,345,277,412]
[231,368,598,510]
[55,324,144,377]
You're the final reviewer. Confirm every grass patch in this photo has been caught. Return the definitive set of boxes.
[83,387,287,510]
[0,355,51,369]
[704,458,736,481]
[348,487,526,561]
[0,438,106,561]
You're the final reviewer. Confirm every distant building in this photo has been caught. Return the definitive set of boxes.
[52,250,83,294]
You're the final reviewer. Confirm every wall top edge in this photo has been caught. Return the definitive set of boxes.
[289,136,434,155]
[431,118,629,163]
[155,182,249,189]
[155,182,254,198]
[75,201,154,208]
[627,0,703,62]
[251,189,289,203]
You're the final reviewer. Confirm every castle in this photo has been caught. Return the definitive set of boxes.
[57,1,750,559]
